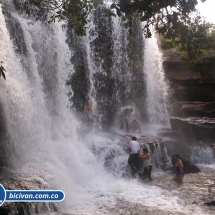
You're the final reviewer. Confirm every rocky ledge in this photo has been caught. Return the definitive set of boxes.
[0,172,57,215]
[170,117,215,144]
[172,101,215,118]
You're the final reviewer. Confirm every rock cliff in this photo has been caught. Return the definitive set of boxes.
[162,47,215,147]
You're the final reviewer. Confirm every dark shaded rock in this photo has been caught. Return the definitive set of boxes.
[178,101,215,118]
[171,155,201,173]
[195,57,215,81]
[209,143,215,154]
[163,60,201,81]
[163,54,215,103]
[204,201,215,206]
[160,139,178,156]
[170,80,215,102]
[170,117,215,142]
[0,175,58,215]
[163,57,215,101]
[157,128,180,139]
[163,53,215,123]
[0,101,10,168]
[163,162,174,171]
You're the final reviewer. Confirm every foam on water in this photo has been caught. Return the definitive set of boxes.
[190,142,215,165]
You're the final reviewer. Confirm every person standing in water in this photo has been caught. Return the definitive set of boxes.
[171,154,184,183]
[129,118,141,133]
[138,148,152,181]
[120,107,133,132]
[128,136,140,173]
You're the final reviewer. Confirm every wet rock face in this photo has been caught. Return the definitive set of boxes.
[163,52,215,148]
[176,101,215,118]
[170,117,215,143]
[0,102,10,168]
[0,175,57,215]
[163,56,215,103]
[171,81,215,102]
[163,61,215,103]
[163,54,215,120]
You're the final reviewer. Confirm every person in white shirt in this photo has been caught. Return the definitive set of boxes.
[128,136,140,173]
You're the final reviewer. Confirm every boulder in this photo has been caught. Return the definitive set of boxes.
[204,201,215,206]
[178,101,215,118]
[171,155,201,173]
[0,175,57,215]
[163,56,215,103]
[170,117,215,142]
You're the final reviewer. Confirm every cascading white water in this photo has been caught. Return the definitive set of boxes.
[84,13,98,115]
[144,32,169,126]
[111,10,131,85]
[190,142,215,165]
[0,2,212,214]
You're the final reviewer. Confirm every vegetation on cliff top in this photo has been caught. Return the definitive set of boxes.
[161,27,215,65]
[16,0,215,63]
[0,0,213,78]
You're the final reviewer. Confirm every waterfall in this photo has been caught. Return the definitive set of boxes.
[144,32,170,126]
[0,1,210,214]
[0,2,88,212]
[67,5,146,130]
[190,141,215,164]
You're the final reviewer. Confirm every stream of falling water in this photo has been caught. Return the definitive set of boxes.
[0,1,213,214]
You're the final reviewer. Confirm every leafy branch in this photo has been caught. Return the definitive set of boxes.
[13,0,215,63]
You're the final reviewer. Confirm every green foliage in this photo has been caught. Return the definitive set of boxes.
[16,0,215,63]
[111,0,205,36]
[111,0,214,63]
[0,62,6,80]
[160,14,214,64]
[160,16,215,65]
[22,0,103,36]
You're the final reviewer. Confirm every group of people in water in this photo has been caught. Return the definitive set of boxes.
[83,104,184,182]
[83,104,141,133]
[128,136,184,183]
[128,136,153,180]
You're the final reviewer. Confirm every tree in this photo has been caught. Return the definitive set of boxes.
[158,14,214,64]
[13,0,215,63]
[111,0,214,63]
[16,0,103,36]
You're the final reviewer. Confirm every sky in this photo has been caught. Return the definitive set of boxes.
[196,0,215,23]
